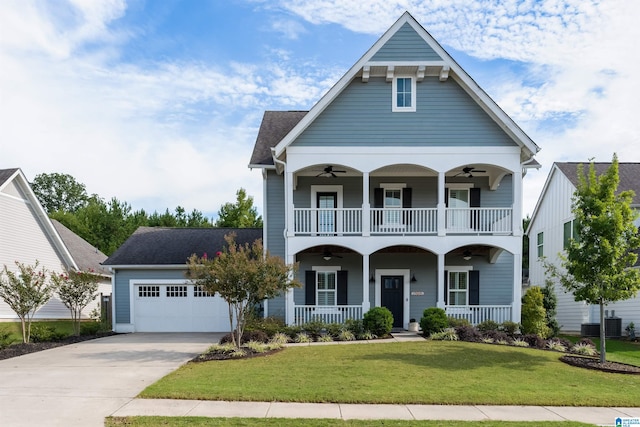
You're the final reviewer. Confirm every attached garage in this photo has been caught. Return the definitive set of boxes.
[133,283,230,332]
[104,227,263,333]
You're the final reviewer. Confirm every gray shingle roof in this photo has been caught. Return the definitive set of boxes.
[51,219,110,277]
[249,111,307,166]
[103,227,263,266]
[0,168,19,186]
[556,162,640,204]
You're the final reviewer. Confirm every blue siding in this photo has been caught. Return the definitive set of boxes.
[294,177,362,208]
[475,252,514,305]
[292,77,515,147]
[114,268,187,324]
[266,171,285,258]
[372,23,442,61]
[446,175,513,206]
[370,177,438,207]
[295,254,364,305]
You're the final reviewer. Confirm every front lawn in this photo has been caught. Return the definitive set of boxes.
[140,341,640,406]
[562,336,640,366]
[106,417,595,427]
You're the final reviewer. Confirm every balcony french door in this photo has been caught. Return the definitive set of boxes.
[448,189,469,229]
[317,192,337,235]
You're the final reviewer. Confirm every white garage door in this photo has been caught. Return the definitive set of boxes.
[134,284,230,332]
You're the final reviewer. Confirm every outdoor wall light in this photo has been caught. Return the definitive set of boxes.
[369,275,375,283]
[411,274,417,283]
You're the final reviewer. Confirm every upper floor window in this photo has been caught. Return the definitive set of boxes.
[563,220,581,249]
[537,232,544,258]
[392,77,416,112]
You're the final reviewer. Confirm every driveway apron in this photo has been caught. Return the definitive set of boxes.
[0,332,219,427]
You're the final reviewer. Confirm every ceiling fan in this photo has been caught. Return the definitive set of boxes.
[316,165,347,178]
[461,249,485,260]
[455,166,486,178]
[322,249,343,261]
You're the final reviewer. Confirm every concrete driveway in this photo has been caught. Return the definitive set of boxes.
[0,333,221,427]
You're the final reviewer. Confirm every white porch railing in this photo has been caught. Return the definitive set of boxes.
[370,208,438,234]
[445,208,512,234]
[293,208,362,235]
[293,305,363,326]
[445,305,512,325]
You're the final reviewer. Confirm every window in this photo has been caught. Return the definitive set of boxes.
[317,271,336,305]
[138,285,159,298]
[194,285,214,297]
[392,77,416,112]
[384,188,402,224]
[537,232,544,258]
[166,285,187,297]
[563,220,581,249]
[448,271,468,306]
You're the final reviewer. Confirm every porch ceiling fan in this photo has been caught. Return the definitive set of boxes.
[462,249,484,260]
[455,166,486,178]
[322,249,343,261]
[316,165,347,178]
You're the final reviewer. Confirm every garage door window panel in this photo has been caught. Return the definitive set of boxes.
[167,286,187,297]
[194,285,214,297]
[139,285,160,297]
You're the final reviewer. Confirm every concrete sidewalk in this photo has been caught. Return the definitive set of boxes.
[112,399,640,425]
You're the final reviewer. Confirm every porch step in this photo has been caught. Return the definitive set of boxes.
[390,331,425,342]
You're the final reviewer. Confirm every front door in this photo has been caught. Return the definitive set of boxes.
[317,192,337,235]
[381,276,403,328]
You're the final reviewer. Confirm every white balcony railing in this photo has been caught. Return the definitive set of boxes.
[370,208,438,234]
[445,208,512,234]
[293,208,362,235]
[445,305,512,325]
[293,305,363,326]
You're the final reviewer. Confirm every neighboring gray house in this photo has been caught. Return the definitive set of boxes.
[527,162,640,334]
[249,12,540,329]
[0,168,110,319]
[103,227,261,332]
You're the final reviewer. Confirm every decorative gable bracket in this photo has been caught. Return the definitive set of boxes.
[361,61,450,83]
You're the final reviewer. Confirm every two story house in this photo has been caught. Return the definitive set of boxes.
[249,12,540,329]
[527,162,640,334]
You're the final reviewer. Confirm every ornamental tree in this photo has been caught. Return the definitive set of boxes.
[50,269,101,336]
[545,155,640,363]
[187,233,299,348]
[0,261,53,343]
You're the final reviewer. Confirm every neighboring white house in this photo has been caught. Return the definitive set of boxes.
[526,162,640,334]
[249,12,540,329]
[0,168,111,320]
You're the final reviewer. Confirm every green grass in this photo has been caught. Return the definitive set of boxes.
[0,320,76,343]
[140,341,640,406]
[105,417,595,427]
[562,336,640,366]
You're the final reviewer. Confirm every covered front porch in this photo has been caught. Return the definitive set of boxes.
[286,243,520,328]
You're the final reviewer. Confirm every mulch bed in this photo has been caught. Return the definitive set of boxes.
[560,355,640,374]
[191,347,283,362]
[0,332,116,361]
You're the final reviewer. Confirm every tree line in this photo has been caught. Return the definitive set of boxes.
[30,173,262,255]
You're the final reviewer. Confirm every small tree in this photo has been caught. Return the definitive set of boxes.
[521,286,550,338]
[50,269,100,336]
[187,233,299,348]
[541,279,560,337]
[0,261,53,343]
[545,155,640,362]
[215,188,263,228]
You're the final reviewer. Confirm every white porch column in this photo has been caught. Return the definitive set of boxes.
[437,171,446,236]
[286,171,295,237]
[362,253,371,312]
[362,172,370,236]
[512,252,522,323]
[286,253,296,325]
[512,170,523,237]
[436,252,445,308]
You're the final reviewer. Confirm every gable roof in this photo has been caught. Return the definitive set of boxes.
[51,219,110,278]
[526,162,640,235]
[103,227,263,266]
[0,168,77,270]
[249,111,308,167]
[257,11,539,169]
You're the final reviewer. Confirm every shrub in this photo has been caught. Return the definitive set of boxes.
[447,317,471,328]
[512,338,529,347]
[30,324,67,342]
[294,332,311,343]
[522,333,547,349]
[477,320,499,332]
[0,331,14,349]
[245,315,286,338]
[481,330,510,343]
[542,280,561,337]
[301,320,327,339]
[482,337,494,344]
[325,322,344,337]
[576,337,596,347]
[363,307,394,337]
[80,321,101,336]
[269,332,290,345]
[572,342,597,356]
[521,287,551,338]
[343,319,365,336]
[500,321,520,337]
[337,330,356,341]
[245,340,268,353]
[220,330,269,345]
[283,325,303,340]
[455,324,481,342]
[430,328,459,341]
[357,330,376,340]
[317,334,333,342]
[420,308,448,336]
[546,339,567,352]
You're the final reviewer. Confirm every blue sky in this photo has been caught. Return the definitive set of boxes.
[1,0,639,220]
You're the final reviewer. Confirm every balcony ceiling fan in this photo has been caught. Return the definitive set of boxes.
[316,165,347,178]
[322,249,343,261]
[455,166,486,178]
